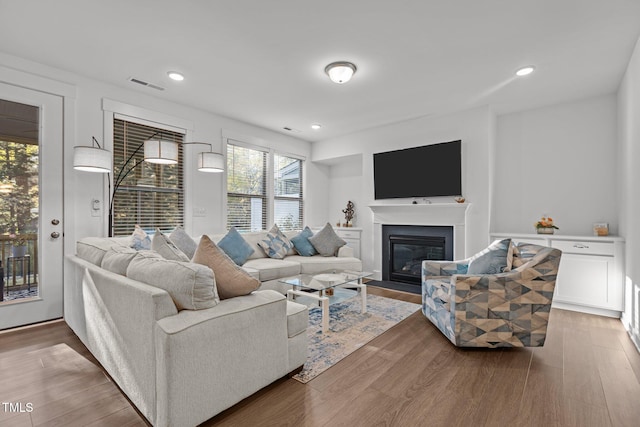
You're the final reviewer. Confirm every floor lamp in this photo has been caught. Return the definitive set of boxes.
[73,136,224,236]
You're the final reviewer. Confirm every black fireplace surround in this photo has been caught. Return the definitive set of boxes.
[382,225,454,285]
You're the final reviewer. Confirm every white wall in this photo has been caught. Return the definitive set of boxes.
[618,36,640,350]
[312,106,493,273]
[493,94,618,235]
[322,154,363,228]
[0,51,328,257]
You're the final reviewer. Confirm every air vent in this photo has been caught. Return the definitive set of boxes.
[127,77,165,91]
[283,127,301,133]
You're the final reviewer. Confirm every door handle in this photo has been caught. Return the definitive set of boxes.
[51,231,60,239]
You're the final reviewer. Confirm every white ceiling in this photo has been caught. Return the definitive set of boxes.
[1,0,639,142]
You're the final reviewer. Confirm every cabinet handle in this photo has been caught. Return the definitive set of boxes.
[573,243,589,249]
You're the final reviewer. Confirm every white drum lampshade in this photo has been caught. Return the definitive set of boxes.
[198,152,224,173]
[73,146,112,173]
[144,138,179,164]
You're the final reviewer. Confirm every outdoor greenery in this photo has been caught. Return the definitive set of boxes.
[0,140,39,239]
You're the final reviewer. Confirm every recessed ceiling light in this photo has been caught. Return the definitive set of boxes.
[167,71,185,81]
[515,66,535,77]
[311,123,322,130]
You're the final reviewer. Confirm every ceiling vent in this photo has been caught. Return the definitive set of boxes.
[283,127,301,133]
[127,77,165,91]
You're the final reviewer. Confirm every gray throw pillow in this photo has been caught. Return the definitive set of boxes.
[467,238,512,274]
[308,223,346,257]
[152,230,190,262]
[169,226,197,259]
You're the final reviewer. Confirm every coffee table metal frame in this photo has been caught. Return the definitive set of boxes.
[280,270,371,333]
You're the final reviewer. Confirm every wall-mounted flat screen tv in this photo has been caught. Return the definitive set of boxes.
[373,140,462,199]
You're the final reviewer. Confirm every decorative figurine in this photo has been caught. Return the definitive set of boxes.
[342,201,355,227]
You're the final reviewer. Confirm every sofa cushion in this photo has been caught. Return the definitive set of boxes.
[77,237,127,266]
[308,223,346,257]
[130,225,151,250]
[218,227,255,265]
[169,226,197,259]
[286,255,362,275]
[467,238,512,274]
[242,258,301,282]
[257,224,294,260]
[101,245,138,276]
[286,301,308,338]
[193,235,261,299]
[127,250,219,310]
[290,226,318,256]
[152,230,190,262]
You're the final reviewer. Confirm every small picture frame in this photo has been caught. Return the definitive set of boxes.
[593,223,609,236]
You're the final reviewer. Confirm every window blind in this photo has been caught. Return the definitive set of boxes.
[226,142,267,231]
[112,119,184,236]
[273,153,303,231]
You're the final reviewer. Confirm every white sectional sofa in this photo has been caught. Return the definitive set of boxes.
[65,236,309,427]
[208,230,363,283]
[64,230,362,426]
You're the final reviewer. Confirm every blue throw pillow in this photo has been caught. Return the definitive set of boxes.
[218,227,254,265]
[291,226,318,257]
[467,238,512,274]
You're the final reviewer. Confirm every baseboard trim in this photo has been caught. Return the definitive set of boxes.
[551,301,621,318]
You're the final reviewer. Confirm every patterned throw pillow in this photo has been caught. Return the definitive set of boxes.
[169,225,197,259]
[257,224,294,259]
[467,238,512,274]
[192,235,260,299]
[151,229,190,262]
[218,227,255,265]
[308,223,346,257]
[130,225,151,250]
[290,226,317,256]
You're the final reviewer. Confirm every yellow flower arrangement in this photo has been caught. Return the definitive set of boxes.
[534,216,559,230]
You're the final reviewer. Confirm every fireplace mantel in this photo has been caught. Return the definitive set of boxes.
[368,203,469,226]
[368,203,470,280]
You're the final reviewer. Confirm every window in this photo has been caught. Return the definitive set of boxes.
[226,141,303,232]
[226,143,267,231]
[112,118,184,236]
[274,153,303,231]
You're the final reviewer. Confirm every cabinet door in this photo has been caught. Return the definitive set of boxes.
[555,254,619,310]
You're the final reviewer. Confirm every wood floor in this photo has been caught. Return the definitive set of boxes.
[1,287,640,426]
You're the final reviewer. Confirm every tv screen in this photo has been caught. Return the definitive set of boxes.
[373,140,462,200]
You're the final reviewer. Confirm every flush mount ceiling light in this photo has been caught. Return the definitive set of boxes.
[167,71,185,81]
[311,123,322,130]
[515,66,535,77]
[325,61,357,84]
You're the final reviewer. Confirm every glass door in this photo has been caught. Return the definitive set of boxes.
[0,83,63,329]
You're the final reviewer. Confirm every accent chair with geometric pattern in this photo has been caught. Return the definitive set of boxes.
[422,241,562,348]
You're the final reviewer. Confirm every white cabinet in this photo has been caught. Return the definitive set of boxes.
[491,233,624,318]
[334,228,362,259]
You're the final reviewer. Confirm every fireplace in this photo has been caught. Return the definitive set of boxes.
[382,225,453,285]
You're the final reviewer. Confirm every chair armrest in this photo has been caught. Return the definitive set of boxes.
[422,260,469,277]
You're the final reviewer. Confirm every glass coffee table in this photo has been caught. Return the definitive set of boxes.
[279,269,372,333]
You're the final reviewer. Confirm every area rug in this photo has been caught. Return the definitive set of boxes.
[292,292,421,383]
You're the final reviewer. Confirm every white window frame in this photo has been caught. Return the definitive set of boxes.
[223,133,305,231]
[102,99,195,234]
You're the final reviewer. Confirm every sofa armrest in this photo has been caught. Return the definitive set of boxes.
[422,259,469,277]
[337,245,355,258]
[154,290,290,427]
